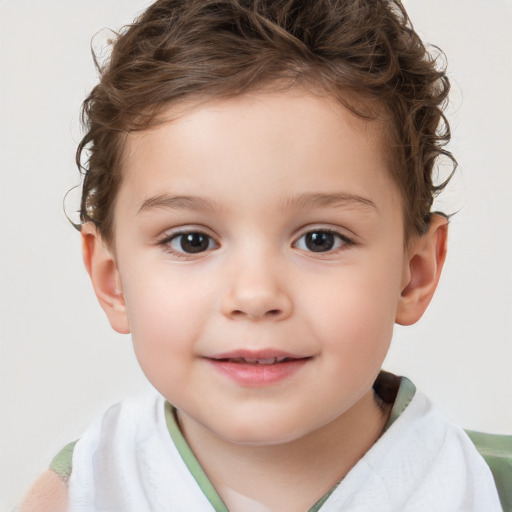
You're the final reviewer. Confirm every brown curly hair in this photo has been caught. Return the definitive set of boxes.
[77,0,455,244]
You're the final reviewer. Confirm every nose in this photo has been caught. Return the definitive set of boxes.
[220,257,292,321]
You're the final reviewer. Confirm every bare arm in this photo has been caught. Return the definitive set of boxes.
[18,470,68,512]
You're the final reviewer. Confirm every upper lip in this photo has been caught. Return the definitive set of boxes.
[206,349,310,364]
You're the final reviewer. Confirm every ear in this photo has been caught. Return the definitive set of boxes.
[395,214,448,326]
[81,223,130,334]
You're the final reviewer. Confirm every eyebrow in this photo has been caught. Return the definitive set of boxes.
[283,192,378,212]
[138,194,221,214]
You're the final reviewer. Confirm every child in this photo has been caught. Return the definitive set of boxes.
[20,0,503,510]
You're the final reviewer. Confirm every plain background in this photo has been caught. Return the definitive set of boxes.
[1,0,511,508]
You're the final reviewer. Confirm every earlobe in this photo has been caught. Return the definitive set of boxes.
[395,214,448,326]
[81,223,130,334]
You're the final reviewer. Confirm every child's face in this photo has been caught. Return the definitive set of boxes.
[107,90,411,445]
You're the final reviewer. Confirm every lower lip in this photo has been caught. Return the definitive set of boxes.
[207,359,309,387]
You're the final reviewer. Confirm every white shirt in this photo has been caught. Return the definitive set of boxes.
[67,387,502,511]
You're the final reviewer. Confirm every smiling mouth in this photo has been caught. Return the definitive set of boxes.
[215,356,300,365]
[205,350,312,386]
[208,349,310,364]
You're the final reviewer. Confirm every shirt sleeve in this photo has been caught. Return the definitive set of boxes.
[465,430,512,512]
[49,440,78,482]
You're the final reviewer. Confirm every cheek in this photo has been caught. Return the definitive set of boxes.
[123,262,211,332]
[120,270,212,378]
[304,258,403,360]
[317,292,395,356]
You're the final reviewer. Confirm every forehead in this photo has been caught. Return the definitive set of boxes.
[117,89,401,221]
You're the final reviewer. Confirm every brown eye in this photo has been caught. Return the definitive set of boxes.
[304,232,335,252]
[294,230,350,253]
[169,232,216,254]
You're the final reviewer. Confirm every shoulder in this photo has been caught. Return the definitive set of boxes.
[326,382,503,510]
[18,470,68,512]
[62,392,167,479]
[390,387,486,466]
[20,393,165,511]
[82,391,166,444]
[384,387,502,506]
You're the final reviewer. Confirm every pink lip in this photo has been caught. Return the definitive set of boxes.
[205,349,311,387]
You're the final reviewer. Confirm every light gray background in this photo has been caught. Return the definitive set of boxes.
[1,0,511,508]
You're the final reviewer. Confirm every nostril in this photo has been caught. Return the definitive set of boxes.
[229,308,282,319]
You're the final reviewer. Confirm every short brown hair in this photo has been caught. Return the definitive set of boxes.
[77,0,455,243]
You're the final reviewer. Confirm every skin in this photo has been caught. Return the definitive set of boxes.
[18,470,67,512]
[21,89,447,512]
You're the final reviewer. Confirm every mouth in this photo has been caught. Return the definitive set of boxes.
[214,356,300,365]
[205,350,311,386]
[208,349,310,364]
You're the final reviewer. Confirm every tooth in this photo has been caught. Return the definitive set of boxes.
[227,357,287,364]
[258,358,277,365]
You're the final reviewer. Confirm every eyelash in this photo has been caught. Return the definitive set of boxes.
[157,227,355,258]
[292,228,354,255]
[158,230,219,259]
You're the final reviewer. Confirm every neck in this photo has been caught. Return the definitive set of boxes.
[178,389,391,512]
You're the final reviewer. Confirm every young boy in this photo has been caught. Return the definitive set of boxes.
[20,0,503,510]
